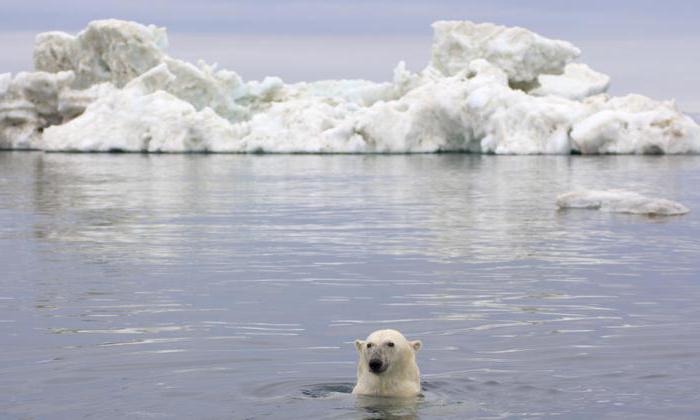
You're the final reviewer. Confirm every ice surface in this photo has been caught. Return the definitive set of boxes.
[33,20,168,89]
[41,65,238,152]
[0,73,10,95]
[430,21,580,85]
[557,190,690,216]
[1,71,77,149]
[2,19,700,154]
[531,63,610,101]
[571,95,700,154]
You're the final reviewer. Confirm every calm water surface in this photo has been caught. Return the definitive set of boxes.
[1,153,699,419]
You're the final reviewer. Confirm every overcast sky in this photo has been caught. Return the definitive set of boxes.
[2,0,699,111]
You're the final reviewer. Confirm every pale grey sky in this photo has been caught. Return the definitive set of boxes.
[2,0,699,110]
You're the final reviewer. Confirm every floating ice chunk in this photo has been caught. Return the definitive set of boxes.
[557,190,690,216]
[531,63,610,100]
[571,94,700,154]
[430,21,580,84]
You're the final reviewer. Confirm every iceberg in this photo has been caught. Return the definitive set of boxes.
[2,19,699,154]
[556,190,690,216]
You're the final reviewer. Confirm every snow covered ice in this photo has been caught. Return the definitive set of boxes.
[2,19,700,154]
[557,190,690,216]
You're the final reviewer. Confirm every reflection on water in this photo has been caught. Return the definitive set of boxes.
[1,152,700,418]
[354,394,421,420]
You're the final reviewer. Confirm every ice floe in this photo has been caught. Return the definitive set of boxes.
[2,19,699,154]
[556,190,690,216]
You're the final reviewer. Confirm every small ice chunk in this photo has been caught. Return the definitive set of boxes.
[556,190,689,216]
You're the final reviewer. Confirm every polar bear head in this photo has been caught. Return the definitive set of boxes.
[352,329,422,397]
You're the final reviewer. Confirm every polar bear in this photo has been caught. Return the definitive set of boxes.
[352,329,422,398]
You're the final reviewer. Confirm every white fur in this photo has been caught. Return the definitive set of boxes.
[352,329,422,398]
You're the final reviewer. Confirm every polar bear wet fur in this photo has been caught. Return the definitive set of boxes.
[352,329,422,397]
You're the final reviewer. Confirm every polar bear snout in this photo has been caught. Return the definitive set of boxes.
[368,357,386,374]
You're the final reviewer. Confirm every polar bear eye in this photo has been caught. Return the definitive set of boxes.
[387,342,395,347]
[367,343,373,348]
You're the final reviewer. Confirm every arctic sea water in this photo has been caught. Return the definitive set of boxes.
[1,153,700,419]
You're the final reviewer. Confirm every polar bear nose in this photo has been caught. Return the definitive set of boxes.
[369,358,384,373]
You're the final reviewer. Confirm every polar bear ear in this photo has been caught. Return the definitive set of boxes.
[355,340,365,352]
[410,340,422,352]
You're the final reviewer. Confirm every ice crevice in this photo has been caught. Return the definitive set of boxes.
[1,19,698,154]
